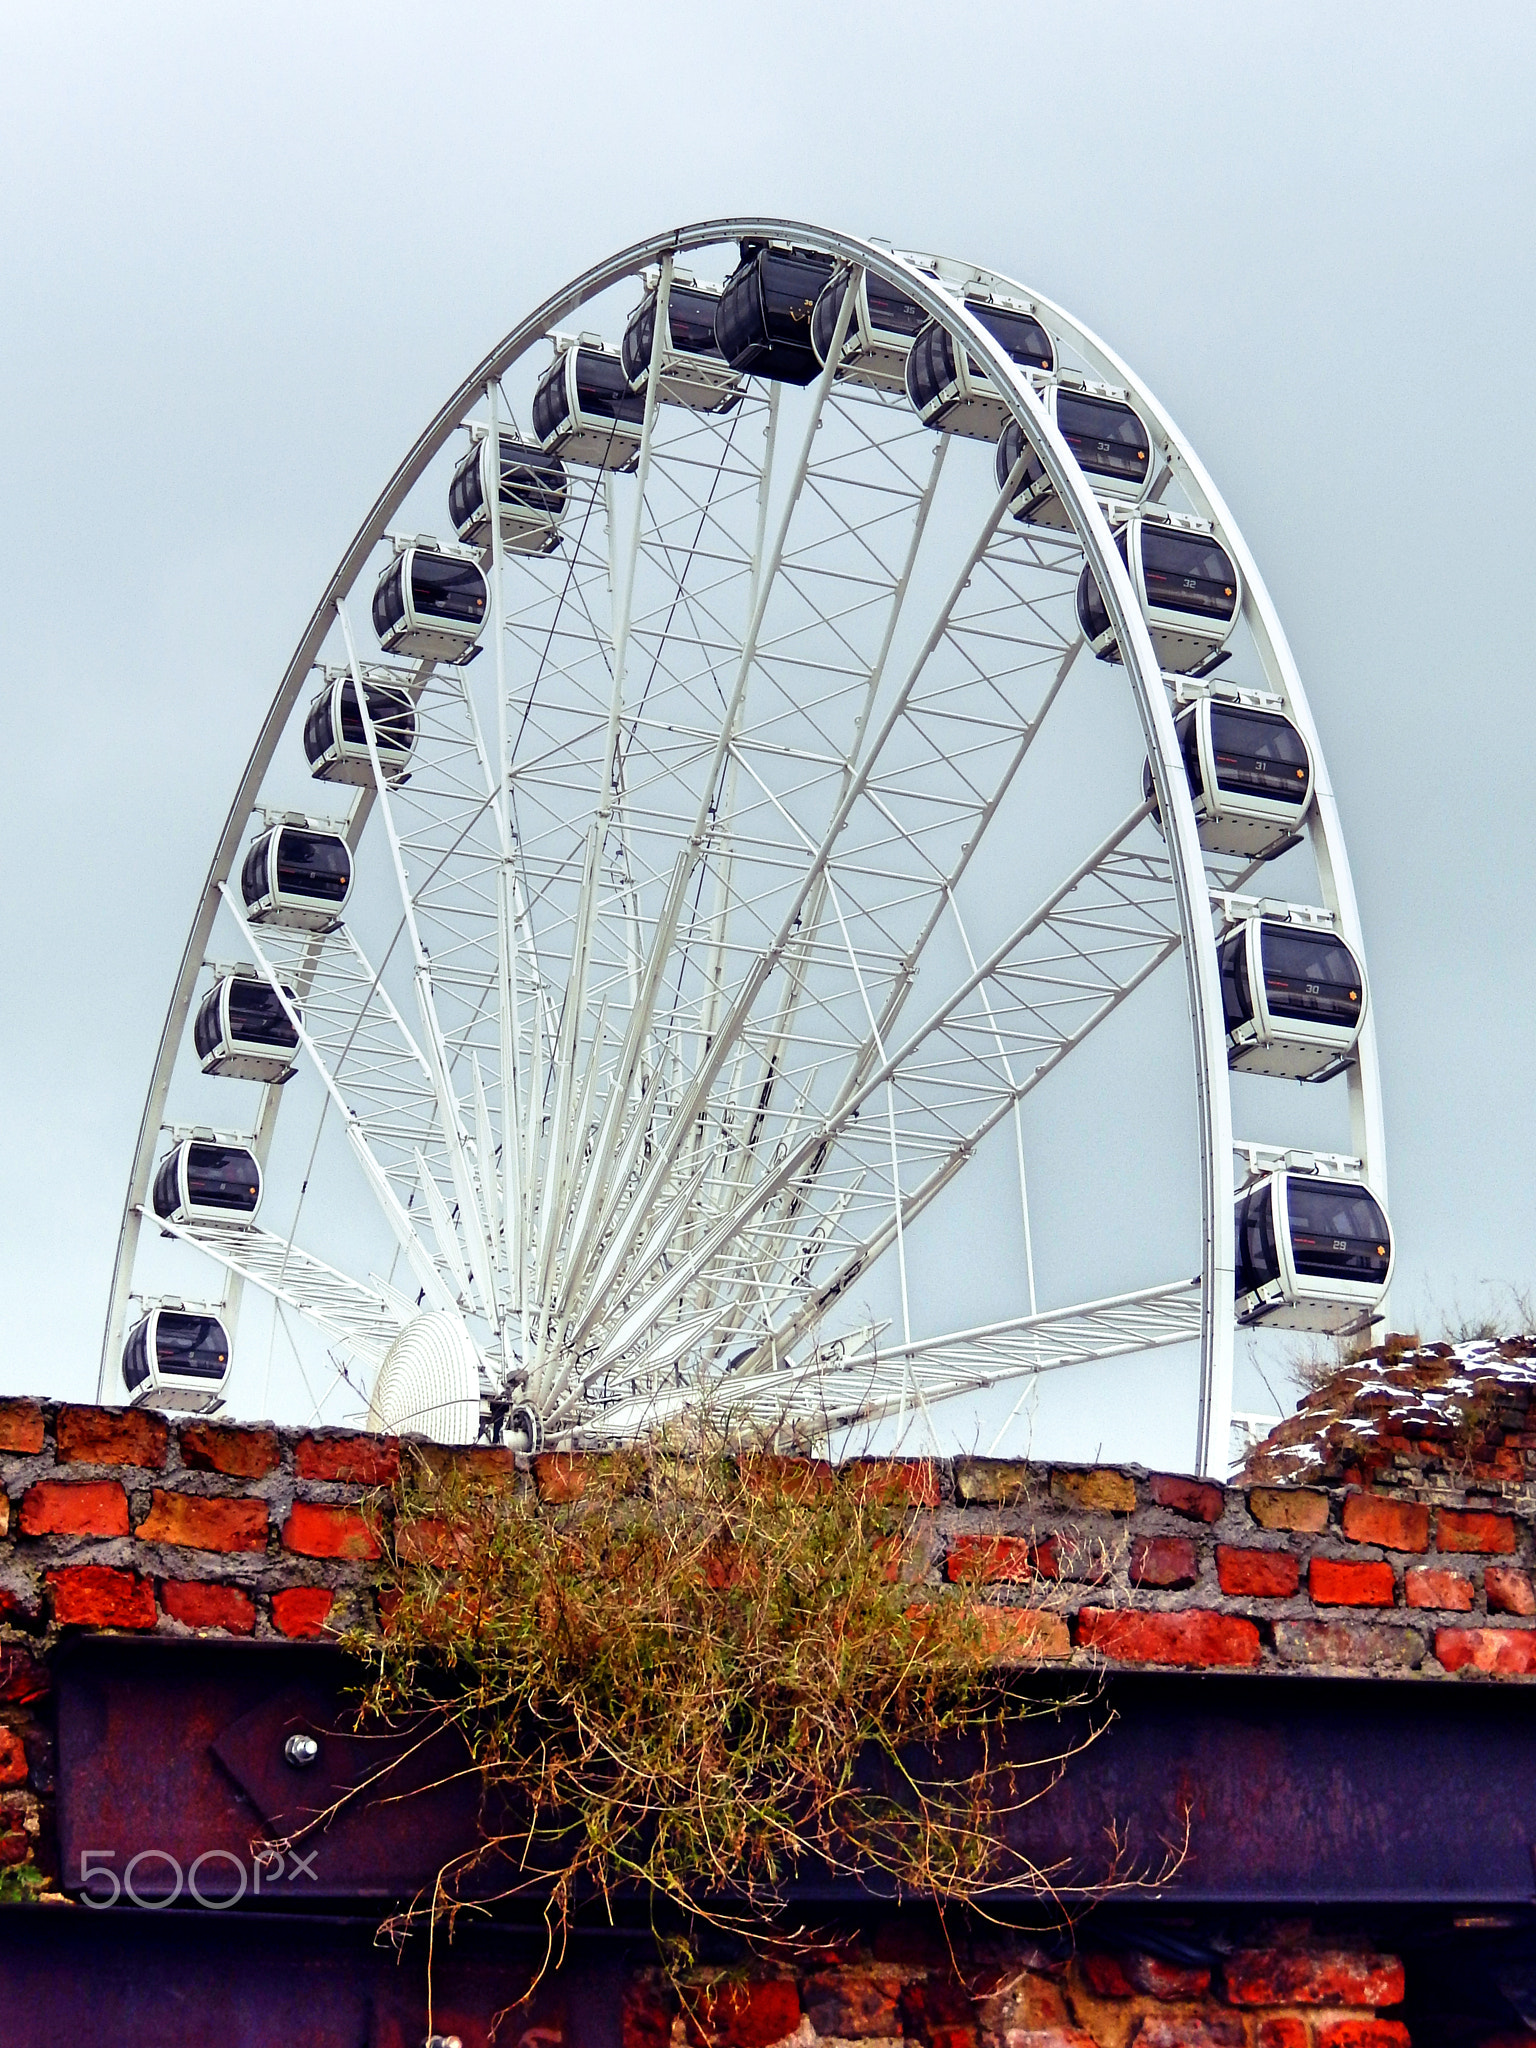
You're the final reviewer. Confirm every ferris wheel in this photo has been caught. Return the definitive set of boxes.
[100,218,1391,1477]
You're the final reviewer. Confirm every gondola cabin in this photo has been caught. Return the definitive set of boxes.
[714,243,838,385]
[151,1138,263,1228]
[811,267,928,392]
[303,675,417,787]
[241,823,352,931]
[621,273,741,411]
[371,546,487,662]
[996,383,1153,528]
[1143,697,1314,859]
[1219,916,1366,1079]
[905,294,1056,439]
[448,433,567,555]
[122,1306,230,1414]
[532,340,645,469]
[193,974,300,1084]
[1235,1171,1393,1332]
[1077,512,1242,674]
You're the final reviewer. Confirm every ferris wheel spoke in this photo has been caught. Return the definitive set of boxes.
[140,1209,411,1365]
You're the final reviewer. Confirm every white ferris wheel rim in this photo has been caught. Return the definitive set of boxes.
[101,218,1386,1476]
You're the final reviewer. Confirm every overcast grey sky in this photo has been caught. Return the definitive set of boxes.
[2,2,1532,1459]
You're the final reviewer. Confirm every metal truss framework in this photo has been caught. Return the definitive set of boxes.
[101,220,1386,1475]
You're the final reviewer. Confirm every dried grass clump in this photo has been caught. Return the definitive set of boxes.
[346,1437,1082,1977]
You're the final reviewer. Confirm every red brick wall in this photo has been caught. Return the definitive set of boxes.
[6,1397,1536,1906]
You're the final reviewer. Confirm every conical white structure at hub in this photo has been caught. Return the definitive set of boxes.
[367,1313,481,1444]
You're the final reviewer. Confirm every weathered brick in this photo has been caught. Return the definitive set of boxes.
[976,1605,1071,1662]
[901,1979,978,2048]
[1076,1607,1261,1668]
[1405,1566,1474,1611]
[160,1579,256,1635]
[804,1971,905,2038]
[1438,1508,1516,1555]
[534,1452,589,1502]
[1129,1534,1198,1588]
[955,1457,1031,1506]
[0,1495,6,1538]
[686,1979,802,2048]
[1052,1466,1136,1514]
[847,1460,940,1509]
[0,1651,48,1703]
[0,1729,27,1787]
[294,1432,400,1485]
[1147,1472,1225,1522]
[136,1490,268,1553]
[1256,2021,1310,2048]
[413,1442,518,1479]
[1435,1626,1536,1676]
[947,1534,1054,1584]
[1217,1545,1300,1598]
[1310,1557,1396,1607]
[56,1406,167,1469]
[1132,2020,1241,2048]
[1313,2025,1410,2048]
[1250,1487,1329,1533]
[19,1478,128,1539]
[271,1586,335,1639]
[178,1421,279,1479]
[972,1971,1070,2037]
[282,1501,380,1561]
[1273,1619,1424,1670]
[623,1981,674,2048]
[1485,1566,1536,1617]
[1085,1951,1212,1999]
[1222,1950,1405,2007]
[1342,1493,1429,1553]
[47,1565,157,1630]
[739,1454,836,1501]
[0,1400,45,1455]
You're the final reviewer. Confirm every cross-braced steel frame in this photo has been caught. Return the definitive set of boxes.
[100,220,1386,1476]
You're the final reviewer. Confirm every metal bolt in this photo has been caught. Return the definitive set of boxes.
[283,1732,320,1768]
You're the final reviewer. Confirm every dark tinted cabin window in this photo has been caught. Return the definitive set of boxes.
[1219,928,1254,1034]
[1260,925,1361,1027]
[155,1311,229,1379]
[1140,527,1238,621]
[532,356,571,443]
[811,277,848,363]
[906,323,956,411]
[411,553,487,624]
[865,277,926,338]
[1208,707,1310,806]
[302,691,334,767]
[968,301,1054,370]
[185,1144,260,1212]
[622,295,657,383]
[573,348,646,425]
[1177,705,1205,798]
[227,977,299,1049]
[338,681,414,756]
[371,560,406,639]
[499,439,566,513]
[152,1151,181,1218]
[193,986,222,1061]
[996,419,1045,494]
[240,834,272,907]
[1058,392,1149,482]
[667,285,722,356]
[760,252,834,335]
[122,1322,151,1390]
[275,830,350,902]
[1235,1184,1280,1295]
[713,260,762,364]
[1075,532,1129,645]
[448,446,484,532]
[1287,1178,1390,1283]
